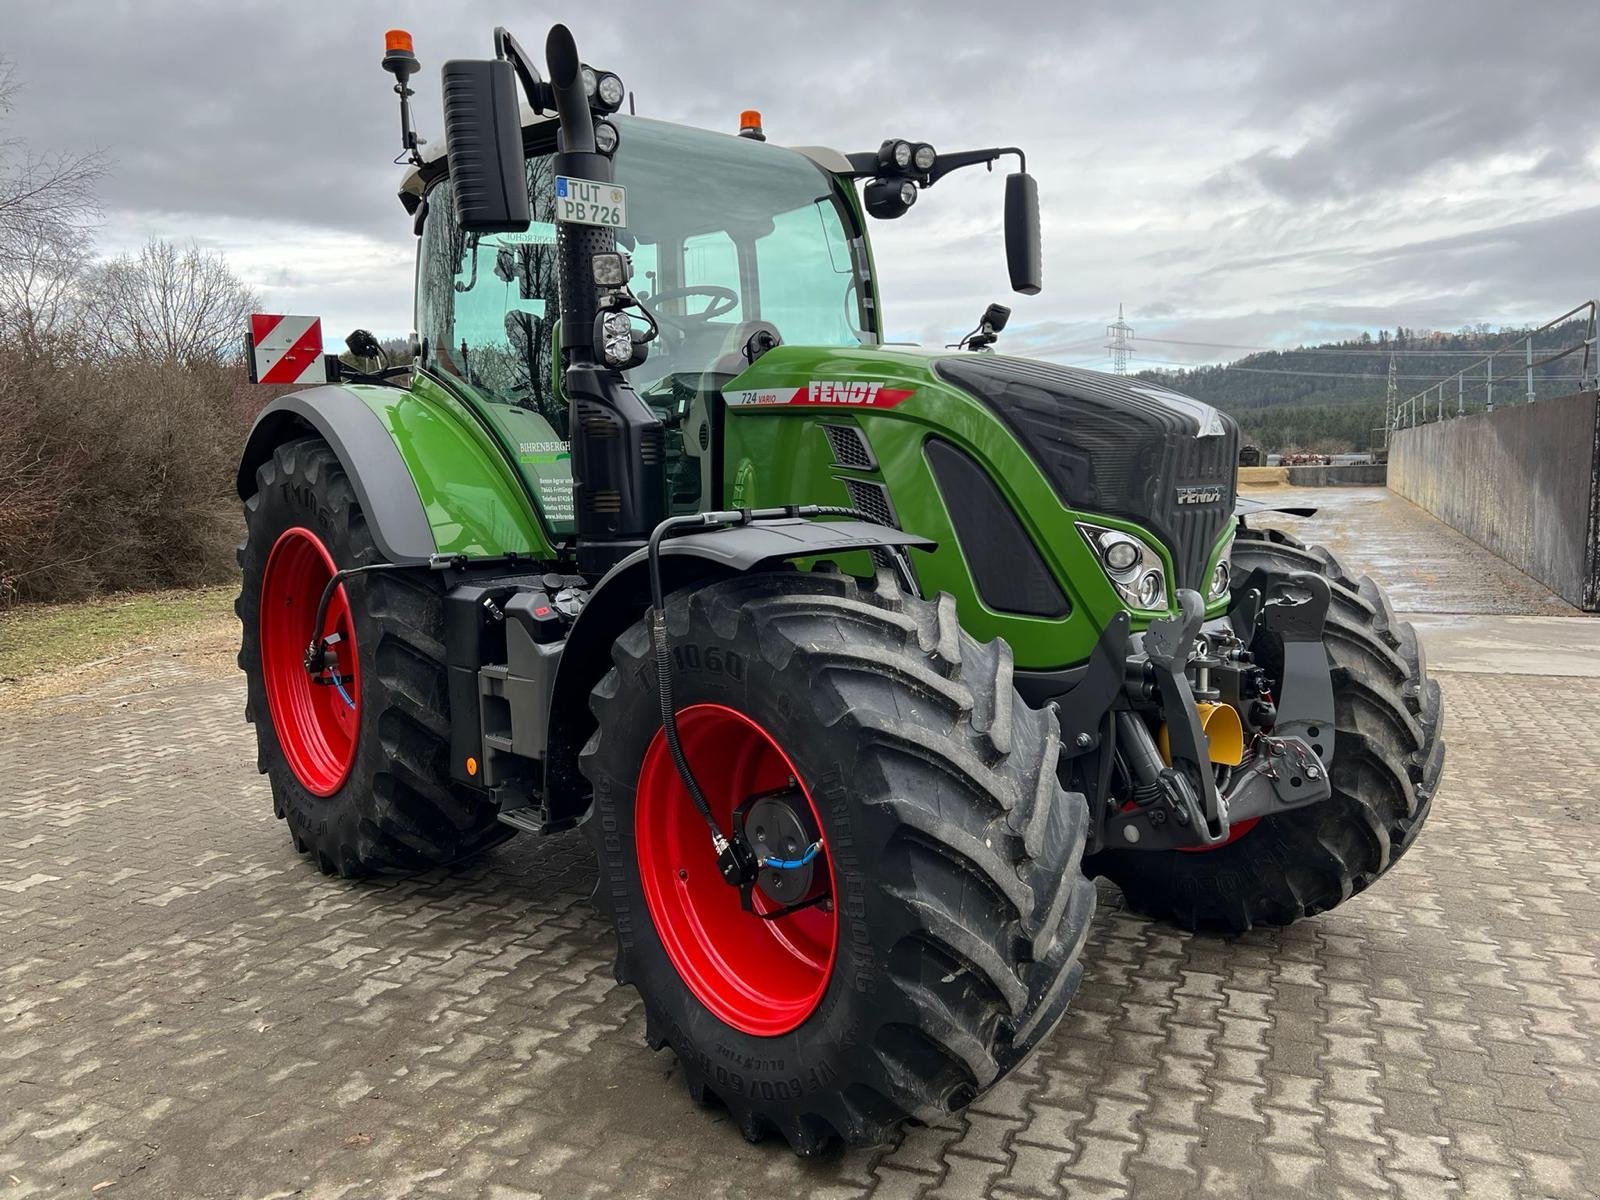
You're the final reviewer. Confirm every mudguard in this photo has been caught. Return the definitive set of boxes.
[238,387,437,564]
[541,519,934,823]
[239,380,553,564]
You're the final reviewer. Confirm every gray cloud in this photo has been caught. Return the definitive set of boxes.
[1,0,1594,353]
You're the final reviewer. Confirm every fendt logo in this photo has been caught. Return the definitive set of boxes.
[1175,484,1226,506]
[723,381,915,409]
[809,380,884,405]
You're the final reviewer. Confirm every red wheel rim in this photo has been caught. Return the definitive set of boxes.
[259,527,360,797]
[636,704,837,1036]
[1177,815,1260,852]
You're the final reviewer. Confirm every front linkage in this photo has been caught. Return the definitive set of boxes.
[1058,575,1336,855]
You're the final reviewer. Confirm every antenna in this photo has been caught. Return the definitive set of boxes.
[1105,303,1133,374]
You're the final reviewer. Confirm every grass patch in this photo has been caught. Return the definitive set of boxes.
[0,586,235,681]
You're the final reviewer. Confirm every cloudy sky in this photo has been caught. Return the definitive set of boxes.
[3,0,1597,368]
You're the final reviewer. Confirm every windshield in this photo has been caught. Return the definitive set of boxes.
[417,116,875,434]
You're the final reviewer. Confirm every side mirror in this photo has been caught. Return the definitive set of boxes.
[345,328,383,359]
[1004,173,1041,296]
[440,58,531,233]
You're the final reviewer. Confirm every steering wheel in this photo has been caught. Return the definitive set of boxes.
[641,284,739,326]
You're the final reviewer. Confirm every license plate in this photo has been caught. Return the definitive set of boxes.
[554,176,627,228]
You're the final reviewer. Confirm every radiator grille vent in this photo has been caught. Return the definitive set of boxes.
[844,479,898,529]
[822,424,877,471]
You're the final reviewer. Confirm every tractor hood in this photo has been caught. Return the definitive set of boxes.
[932,355,1239,592]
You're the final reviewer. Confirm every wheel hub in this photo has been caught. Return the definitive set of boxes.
[738,787,820,906]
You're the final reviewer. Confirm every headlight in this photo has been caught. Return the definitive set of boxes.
[600,311,633,365]
[1208,558,1230,601]
[898,180,918,207]
[1137,571,1165,608]
[1100,534,1139,573]
[596,72,625,109]
[593,120,619,155]
[913,143,937,171]
[1077,521,1170,612]
[581,66,598,98]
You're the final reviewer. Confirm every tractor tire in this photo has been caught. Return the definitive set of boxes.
[1086,525,1444,933]
[237,436,508,876]
[581,569,1096,1155]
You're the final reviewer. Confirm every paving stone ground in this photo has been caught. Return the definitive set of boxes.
[4,492,1599,1199]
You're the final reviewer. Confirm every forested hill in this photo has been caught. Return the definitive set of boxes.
[1130,317,1594,453]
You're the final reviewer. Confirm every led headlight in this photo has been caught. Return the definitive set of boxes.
[892,140,913,168]
[913,143,936,171]
[898,180,918,207]
[1077,521,1170,612]
[581,66,598,98]
[1209,559,1230,600]
[597,73,625,111]
[593,119,619,155]
[600,311,633,365]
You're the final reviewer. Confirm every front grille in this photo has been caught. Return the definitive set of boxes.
[822,424,877,470]
[844,479,898,528]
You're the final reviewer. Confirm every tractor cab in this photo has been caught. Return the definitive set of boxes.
[408,115,879,532]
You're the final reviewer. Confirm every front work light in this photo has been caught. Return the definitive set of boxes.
[913,143,936,171]
[600,311,633,365]
[592,252,630,287]
[594,120,619,155]
[596,72,625,110]
[864,177,916,219]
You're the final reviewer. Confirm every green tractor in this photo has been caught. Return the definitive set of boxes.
[236,24,1444,1155]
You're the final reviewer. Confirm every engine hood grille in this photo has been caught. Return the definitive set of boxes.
[934,355,1238,592]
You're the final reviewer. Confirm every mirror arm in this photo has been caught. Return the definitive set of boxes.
[493,26,553,114]
[925,146,1025,186]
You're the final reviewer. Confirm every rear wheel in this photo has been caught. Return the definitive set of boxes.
[582,569,1096,1154]
[238,436,508,875]
[1086,525,1444,932]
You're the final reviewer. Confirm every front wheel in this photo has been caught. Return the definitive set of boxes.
[581,570,1096,1155]
[1086,525,1444,932]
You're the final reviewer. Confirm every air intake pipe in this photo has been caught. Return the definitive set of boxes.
[544,24,665,574]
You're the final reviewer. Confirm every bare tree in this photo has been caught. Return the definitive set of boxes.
[0,59,104,353]
[86,238,260,366]
[0,59,105,265]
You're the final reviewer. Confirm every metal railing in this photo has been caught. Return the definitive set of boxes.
[1393,300,1598,429]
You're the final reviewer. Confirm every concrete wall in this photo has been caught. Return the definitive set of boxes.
[1286,463,1387,488]
[1237,464,1388,489]
[1389,391,1600,611]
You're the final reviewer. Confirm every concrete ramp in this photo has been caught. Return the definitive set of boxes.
[1388,390,1600,611]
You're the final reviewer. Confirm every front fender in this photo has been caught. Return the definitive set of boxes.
[541,519,933,824]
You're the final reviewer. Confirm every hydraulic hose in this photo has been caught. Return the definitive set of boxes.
[643,505,897,883]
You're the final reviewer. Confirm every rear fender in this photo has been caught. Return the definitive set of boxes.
[238,382,551,563]
[238,387,436,563]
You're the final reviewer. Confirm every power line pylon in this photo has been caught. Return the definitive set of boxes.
[1105,303,1133,374]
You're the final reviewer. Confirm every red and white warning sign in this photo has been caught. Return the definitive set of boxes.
[247,314,326,385]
